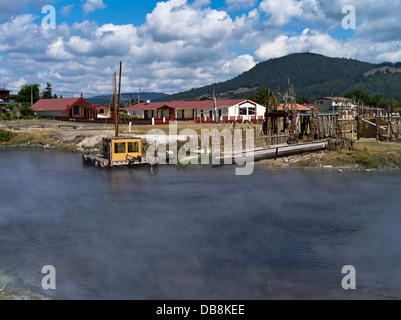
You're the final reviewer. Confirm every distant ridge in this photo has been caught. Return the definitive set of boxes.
[157,53,401,102]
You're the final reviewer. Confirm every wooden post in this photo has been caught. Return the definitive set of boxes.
[356,116,360,140]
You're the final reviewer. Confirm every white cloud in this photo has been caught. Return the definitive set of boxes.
[82,0,107,15]
[222,54,256,75]
[259,0,302,26]
[255,29,347,60]
[1,0,401,96]
[61,5,74,17]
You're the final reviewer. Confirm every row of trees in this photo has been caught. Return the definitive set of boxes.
[16,83,60,104]
[248,87,401,111]
[248,87,311,106]
[1,83,61,120]
[344,90,401,110]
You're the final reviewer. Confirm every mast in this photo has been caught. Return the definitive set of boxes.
[114,72,118,137]
[116,61,122,137]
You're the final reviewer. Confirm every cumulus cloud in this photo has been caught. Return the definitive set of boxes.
[254,28,401,63]
[1,0,401,96]
[61,5,75,17]
[259,0,302,26]
[82,0,107,15]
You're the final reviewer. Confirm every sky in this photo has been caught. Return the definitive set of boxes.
[0,0,401,97]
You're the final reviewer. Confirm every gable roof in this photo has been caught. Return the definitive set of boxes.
[31,97,97,114]
[123,99,259,111]
[277,104,312,112]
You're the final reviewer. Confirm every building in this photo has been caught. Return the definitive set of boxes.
[123,99,267,123]
[314,97,355,113]
[277,104,313,114]
[0,88,12,113]
[93,104,112,119]
[30,96,104,120]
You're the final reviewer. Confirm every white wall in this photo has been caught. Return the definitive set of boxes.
[127,110,145,118]
[228,101,265,119]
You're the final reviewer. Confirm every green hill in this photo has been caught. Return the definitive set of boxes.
[345,72,401,98]
[87,92,168,105]
[158,53,401,101]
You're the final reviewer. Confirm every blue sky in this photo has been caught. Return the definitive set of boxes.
[1,0,401,97]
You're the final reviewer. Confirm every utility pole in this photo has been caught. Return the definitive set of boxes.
[31,85,33,106]
[212,84,218,123]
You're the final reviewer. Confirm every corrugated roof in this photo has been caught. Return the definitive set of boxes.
[277,104,312,111]
[123,99,256,111]
[31,98,82,111]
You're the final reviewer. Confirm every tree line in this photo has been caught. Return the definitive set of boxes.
[248,87,401,111]
[1,83,61,120]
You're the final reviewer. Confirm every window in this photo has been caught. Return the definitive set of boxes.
[240,107,247,115]
[99,109,104,114]
[248,107,256,115]
[128,142,139,153]
[73,105,80,116]
[114,142,126,154]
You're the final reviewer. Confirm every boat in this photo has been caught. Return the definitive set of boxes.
[82,62,152,168]
[82,136,150,168]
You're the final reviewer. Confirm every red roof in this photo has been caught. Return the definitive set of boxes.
[277,104,312,112]
[31,97,97,114]
[123,99,256,111]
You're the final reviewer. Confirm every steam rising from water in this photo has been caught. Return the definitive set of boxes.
[1,148,401,299]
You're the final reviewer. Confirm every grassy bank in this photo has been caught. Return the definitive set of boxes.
[296,140,401,170]
[3,122,401,171]
[0,129,16,145]
[2,129,81,152]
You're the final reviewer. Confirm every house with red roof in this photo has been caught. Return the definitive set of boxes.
[30,96,110,120]
[123,99,267,123]
[277,104,314,114]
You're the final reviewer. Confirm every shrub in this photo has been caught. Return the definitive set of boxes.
[0,129,16,144]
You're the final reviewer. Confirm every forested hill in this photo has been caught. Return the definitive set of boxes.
[158,53,401,101]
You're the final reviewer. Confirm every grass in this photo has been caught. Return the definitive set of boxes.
[297,140,401,169]
[0,129,16,144]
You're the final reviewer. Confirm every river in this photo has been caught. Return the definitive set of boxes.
[1,148,401,300]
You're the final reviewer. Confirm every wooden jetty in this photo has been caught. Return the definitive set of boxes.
[217,141,328,162]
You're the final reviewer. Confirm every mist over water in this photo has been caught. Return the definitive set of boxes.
[1,148,401,299]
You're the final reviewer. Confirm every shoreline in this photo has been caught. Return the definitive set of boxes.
[2,124,401,172]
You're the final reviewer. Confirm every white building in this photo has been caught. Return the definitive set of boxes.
[123,99,267,123]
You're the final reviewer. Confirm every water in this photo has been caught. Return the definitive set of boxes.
[1,148,401,300]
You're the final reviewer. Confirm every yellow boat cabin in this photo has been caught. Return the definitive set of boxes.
[83,136,149,168]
